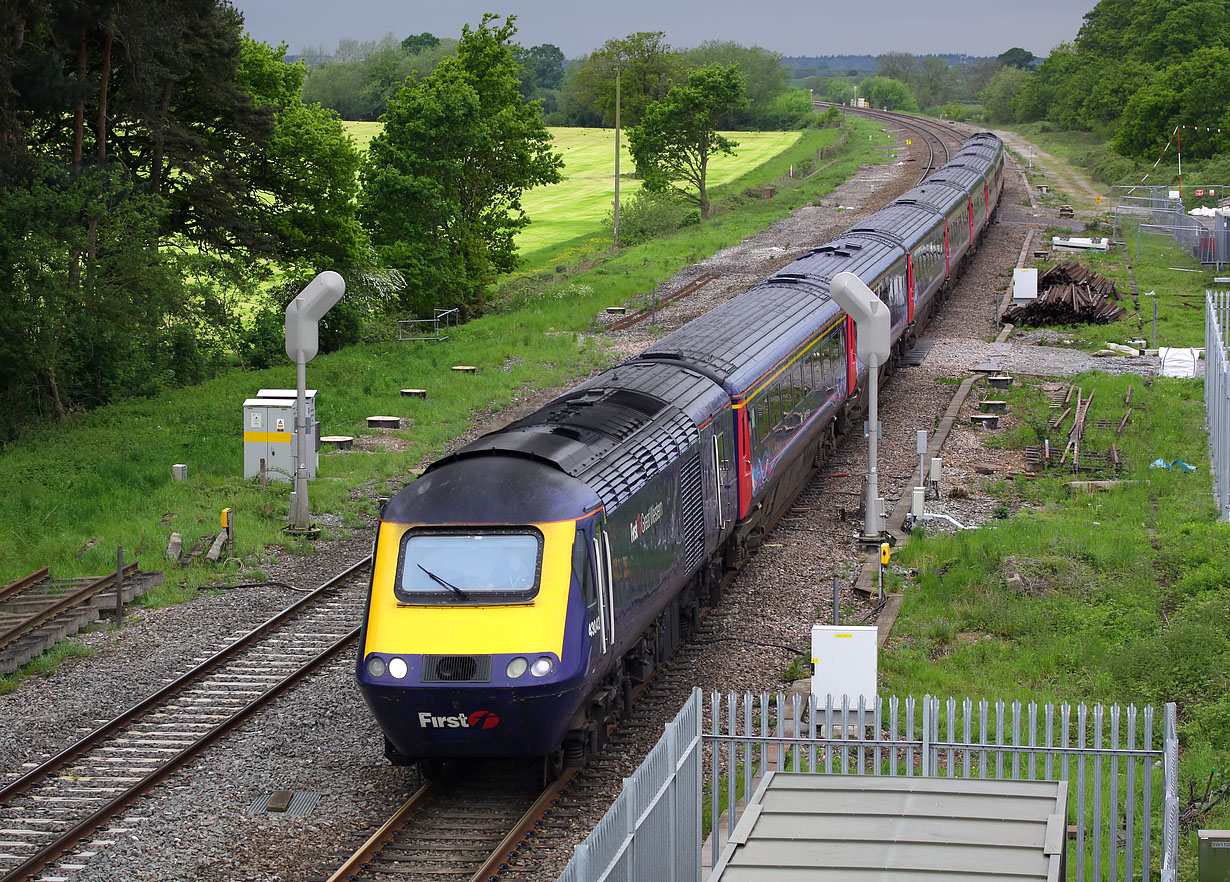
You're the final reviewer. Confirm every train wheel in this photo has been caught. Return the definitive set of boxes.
[542,747,567,784]
[419,758,450,780]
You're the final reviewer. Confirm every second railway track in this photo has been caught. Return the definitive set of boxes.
[0,558,372,882]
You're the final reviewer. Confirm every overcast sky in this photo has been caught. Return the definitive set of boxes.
[231,0,1097,59]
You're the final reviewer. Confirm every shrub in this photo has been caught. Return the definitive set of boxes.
[605,189,695,247]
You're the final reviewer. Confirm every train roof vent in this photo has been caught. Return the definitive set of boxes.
[550,426,583,441]
[604,388,665,418]
[897,198,918,204]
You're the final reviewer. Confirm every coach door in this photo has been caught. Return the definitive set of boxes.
[711,417,735,531]
[592,520,616,653]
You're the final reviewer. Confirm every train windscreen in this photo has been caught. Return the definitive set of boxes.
[395,529,543,604]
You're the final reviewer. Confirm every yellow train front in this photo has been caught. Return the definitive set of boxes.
[356,372,731,769]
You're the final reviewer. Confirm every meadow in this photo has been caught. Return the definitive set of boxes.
[342,122,803,253]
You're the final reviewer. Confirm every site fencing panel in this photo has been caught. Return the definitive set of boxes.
[559,689,1179,882]
[1111,185,1230,267]
[556,694,702,882]
[1207,291,1230,520]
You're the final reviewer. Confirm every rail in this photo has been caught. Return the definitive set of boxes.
[0,556,372,881]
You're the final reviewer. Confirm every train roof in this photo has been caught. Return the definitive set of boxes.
[894,180,968,216]
[642,280,847,398]
[849,203,945,248]
[575,360,728,428]
[429,383,697,513]
[777,233,903,288]
[924,165,984,195]
[384,456,598,524]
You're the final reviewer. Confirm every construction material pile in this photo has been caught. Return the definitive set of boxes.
[1003,261,1127,325]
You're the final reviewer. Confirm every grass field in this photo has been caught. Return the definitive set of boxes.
[341,122,803,253]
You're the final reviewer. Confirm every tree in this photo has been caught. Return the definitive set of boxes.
[236,38,367,268]
[678,41,789,128]
[402,32,439,54]
[979,66,1032,124]
[828,79,855,105]
[516,43,564,92]
[358,14,562,316]
[860,76,919,112]
[1113,46,1230,159]
[913,56,955,108]
[572,32,681,127]
[876,52,918,83]
[628,64,747,221]
[997,47,1036,69]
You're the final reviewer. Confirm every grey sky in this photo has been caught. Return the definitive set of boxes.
[231,0,1096,60]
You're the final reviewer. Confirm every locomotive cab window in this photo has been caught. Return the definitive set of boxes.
[395,528,543,604]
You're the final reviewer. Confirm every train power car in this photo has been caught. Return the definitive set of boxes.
[356,132,1004,773]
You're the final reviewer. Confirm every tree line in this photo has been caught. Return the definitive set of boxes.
[978,0,1230,165]
[301,31,816,131]
[0,0,366,441]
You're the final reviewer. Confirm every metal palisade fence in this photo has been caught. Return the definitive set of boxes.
[557,694,703,882]
[558,689,1180,882]
[1207,291,1230,520]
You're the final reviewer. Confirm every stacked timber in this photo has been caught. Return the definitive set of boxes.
[1002,261,1126,325]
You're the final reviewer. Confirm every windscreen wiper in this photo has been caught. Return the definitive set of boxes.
[417,564,468,600]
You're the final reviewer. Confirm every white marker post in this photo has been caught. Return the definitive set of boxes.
[285,271,346,534]
[829,272,892,544]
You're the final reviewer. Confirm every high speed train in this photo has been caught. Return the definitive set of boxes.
[356,132,1005,773]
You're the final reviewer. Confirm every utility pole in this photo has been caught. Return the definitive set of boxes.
[614,67,621,247]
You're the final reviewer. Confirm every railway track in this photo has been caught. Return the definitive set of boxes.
[604,272,720,332]
[325,767,579,882]
[818,102,966,183]
[0,557,371,882]
[0,565,162,676]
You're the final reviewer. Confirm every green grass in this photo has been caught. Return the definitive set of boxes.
[341,122,808,255]
[0,640,96,695]
[0,116,890,597]
[1021,231,1216,351]
[885,371,1229,879]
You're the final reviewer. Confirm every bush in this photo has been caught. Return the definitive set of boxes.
[605,189,696,247]
[750,89,814,130]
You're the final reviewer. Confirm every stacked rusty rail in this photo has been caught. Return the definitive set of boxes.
[1003,261,1126,325]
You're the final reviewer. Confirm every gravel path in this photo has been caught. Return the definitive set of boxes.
[0,127,1166,882]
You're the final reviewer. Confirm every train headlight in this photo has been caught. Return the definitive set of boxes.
[366,655,386,678]
[388,657,408,679]
[530,656,555,678]
[506,657,528,679]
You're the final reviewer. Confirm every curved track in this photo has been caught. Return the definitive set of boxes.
[0,558,371,882]
[818,102,969,183]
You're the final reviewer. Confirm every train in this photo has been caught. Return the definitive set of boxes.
[356,132,1005,774]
